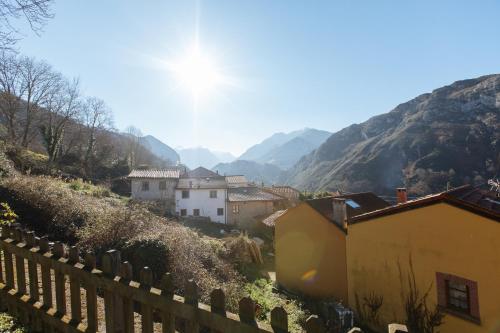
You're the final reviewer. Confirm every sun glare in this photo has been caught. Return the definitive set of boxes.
[171,46,223,98]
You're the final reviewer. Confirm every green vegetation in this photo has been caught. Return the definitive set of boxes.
[299,191,332,200]
[0,202,17,225]
[0,312,30,333]
[245,279,307,332]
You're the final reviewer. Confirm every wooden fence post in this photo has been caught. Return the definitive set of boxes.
[102,250,122,333]
[13,228,27,295]
[84,253,98,333]
[2,226,14,290]
[160,272,175,333]
[140,267,154,333]
[120,261,134,333]
[39,236,53,309]
[68,245,82,324]
[210,288,226,316]
[305,315,326,333]
[25,231,39,302]
[239,297,257,327]
[271,306,288,333]
[184,279,200,333]
[53,241,67,316]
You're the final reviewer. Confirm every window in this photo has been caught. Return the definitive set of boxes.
[159,180,167,190]
[345,199,360,208]
[209,190,217,198]
[232,204,240,214]
[436,272,480,322]
[180,209,187,217]
[217,208,224,216]
[447,280,470,313]
[193,209,200,216]
[141,181,149,191]
[182,190,190,199]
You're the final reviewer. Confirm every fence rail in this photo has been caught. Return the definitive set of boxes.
[0,224,328,333]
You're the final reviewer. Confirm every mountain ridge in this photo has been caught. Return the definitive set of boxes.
[285,74,500,195]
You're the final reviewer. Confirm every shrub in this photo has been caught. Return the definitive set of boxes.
[0,172,247,314]
[0,202,17,226]
[122,237,169,281]
[245,279,307,332]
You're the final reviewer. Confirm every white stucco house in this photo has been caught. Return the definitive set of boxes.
[174,167,228,223]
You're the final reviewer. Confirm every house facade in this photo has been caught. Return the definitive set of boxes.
[128,168,181,212]
[174,167,228,224]
[347,186,500,333]
[275,186,500,333]
[275,192,390,302]
[227,187,285,228]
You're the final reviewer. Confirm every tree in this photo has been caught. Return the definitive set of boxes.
[0,51,24,143]
[0,0,54,50]
[82,96,112,176]
[18,56,59,148]
[39,77,81,168]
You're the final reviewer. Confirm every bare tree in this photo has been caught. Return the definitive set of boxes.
[18,56,59,147]
[82,96,112,176]
[124,125,142,168]
[0,51,24,142]
[0,0,54,50]
[39,77,81,168]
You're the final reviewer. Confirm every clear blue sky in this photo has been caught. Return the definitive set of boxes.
[17,1,500,155]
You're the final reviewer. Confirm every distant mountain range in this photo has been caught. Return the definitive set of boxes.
[139,135,180,164]
[212,160,283,184]
[176,147,236,169]
[285,74,500,195]
[239,128,331,169]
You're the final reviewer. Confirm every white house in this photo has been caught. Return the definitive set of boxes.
[175,167,228,223]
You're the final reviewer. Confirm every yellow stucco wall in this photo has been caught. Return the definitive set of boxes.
[347,202,500,333]
[275,203,348,301]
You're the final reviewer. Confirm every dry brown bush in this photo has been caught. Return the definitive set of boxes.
[0,173,246,311]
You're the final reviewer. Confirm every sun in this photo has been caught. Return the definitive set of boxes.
[171,46,223,98]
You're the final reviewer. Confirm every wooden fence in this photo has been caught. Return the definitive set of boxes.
[0,224,329,333]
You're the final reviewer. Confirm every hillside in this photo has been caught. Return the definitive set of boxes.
[212,160,284,184]
[239,128,331,170]
[286,74,500,195]
[140,135,180,164]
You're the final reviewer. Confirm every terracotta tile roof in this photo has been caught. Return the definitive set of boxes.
[306,192,390,221]
[349,185,500,224]
[228,187,285,202]
[262,210,287,227]
[128,168,180,179]
[183,167,223,179]
[226,175,248,184]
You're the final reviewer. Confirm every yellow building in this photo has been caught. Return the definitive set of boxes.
[347,186,500,333]
[275,186,500,333]
[275,192,389,302]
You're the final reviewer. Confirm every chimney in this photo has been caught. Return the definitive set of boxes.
[332,198,347,228]
[396,188,408,204]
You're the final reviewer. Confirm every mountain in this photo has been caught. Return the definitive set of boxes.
[212,160,284,185]
[239,128,331,169]
[286,74,500,195]
[212,151,236,163]
[177,147,223,169]
[139,135,180,164]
